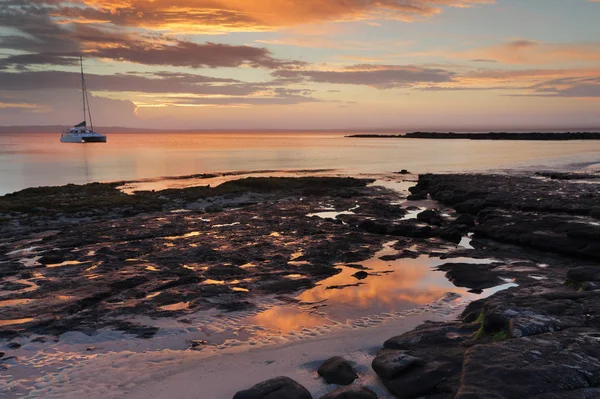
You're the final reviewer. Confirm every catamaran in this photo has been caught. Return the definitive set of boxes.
[60,56,107,143]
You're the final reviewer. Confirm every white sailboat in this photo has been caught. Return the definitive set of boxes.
[60,56,107,143]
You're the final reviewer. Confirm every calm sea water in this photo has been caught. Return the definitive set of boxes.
[1,132,600,195]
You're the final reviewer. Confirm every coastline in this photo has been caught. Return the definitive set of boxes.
[346,132,600,140]
[1,169,599,398]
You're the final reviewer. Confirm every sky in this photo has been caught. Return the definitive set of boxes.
[0,0,599,130]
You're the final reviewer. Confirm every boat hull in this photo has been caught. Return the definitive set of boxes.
[60,132,107,143]
[82,136,107,143]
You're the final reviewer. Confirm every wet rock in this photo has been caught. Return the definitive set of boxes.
[318,356,358,385]
[387,222,435,238]
[326,283,363,290]
[567,267,600,283]
[110,276,149,290]
[204,265,248,279]
[583,281,599,291]
[416,210,443,226]
[461,300,485,323]
[319,385,377,399]
[372,351,424,379]
[406,192,427,201]
[232,376,312,399]
[508,311,561,338]
[396,170,410,175]
[436,263,503,290]
[453,214,476,227]
[439,227,463,244]
[456,332,600,399]
[189,339,208,349]
[260,278,315,294]
[384,322,477,350]
[379,254,401,261]
[352,271,369,280]
[453,199,490,215]
[358,220,389,235]
[380,361,455,399]
[344,264,369,270]
[529,388,600,399]
[204,204,223,213]
[0,281,32,291]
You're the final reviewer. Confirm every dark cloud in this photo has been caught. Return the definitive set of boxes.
[525,77,600,97]
[159,94,320,106]
[0,3,304,70]
[274,65,454,89]
[418,85,524,91]
[0,70,268,96]
[90,41,304,69]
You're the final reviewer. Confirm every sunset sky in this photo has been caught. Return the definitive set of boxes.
[1,0,600,129]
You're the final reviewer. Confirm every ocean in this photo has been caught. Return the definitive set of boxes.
[1,132,600,195]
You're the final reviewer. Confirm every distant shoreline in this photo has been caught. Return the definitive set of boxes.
[347,132,600,140]
[3,126,600,134]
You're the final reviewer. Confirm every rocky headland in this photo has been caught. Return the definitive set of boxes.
[347,132,600,140]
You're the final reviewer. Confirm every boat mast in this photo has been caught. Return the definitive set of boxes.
[80,56,94,131]
[80,56,86,127]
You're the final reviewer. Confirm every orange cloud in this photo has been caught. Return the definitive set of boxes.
[57,0,496,32]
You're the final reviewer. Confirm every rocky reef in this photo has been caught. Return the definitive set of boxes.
[1,177,408,339]
[233,172,600,399]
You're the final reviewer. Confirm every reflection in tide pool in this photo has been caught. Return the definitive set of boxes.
[0,317,34,327]
[249,307,327,333]
[247,242,512,334]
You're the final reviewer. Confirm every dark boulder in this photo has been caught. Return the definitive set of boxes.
[372,351,424,379]
[416,210,443,226]
[407,192,427,201]
[352,271,369,280]
[567,266,600,283]
[453,214,476,227]
[318,356,358,385]
[380,361,455,399]
[439,227,463,244]
[384,322,477,350]
[436,263,503,291]
[232,376,312,399]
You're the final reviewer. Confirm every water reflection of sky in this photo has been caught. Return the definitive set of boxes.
[246,243,514,334]
[2,132,600,194]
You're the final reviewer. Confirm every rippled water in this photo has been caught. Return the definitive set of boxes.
[1,132,600,194]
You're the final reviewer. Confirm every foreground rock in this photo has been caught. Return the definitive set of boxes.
[233,376,312,399]
[370,172,600,398]
[320,385,377,399]
[318,356,358,385]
